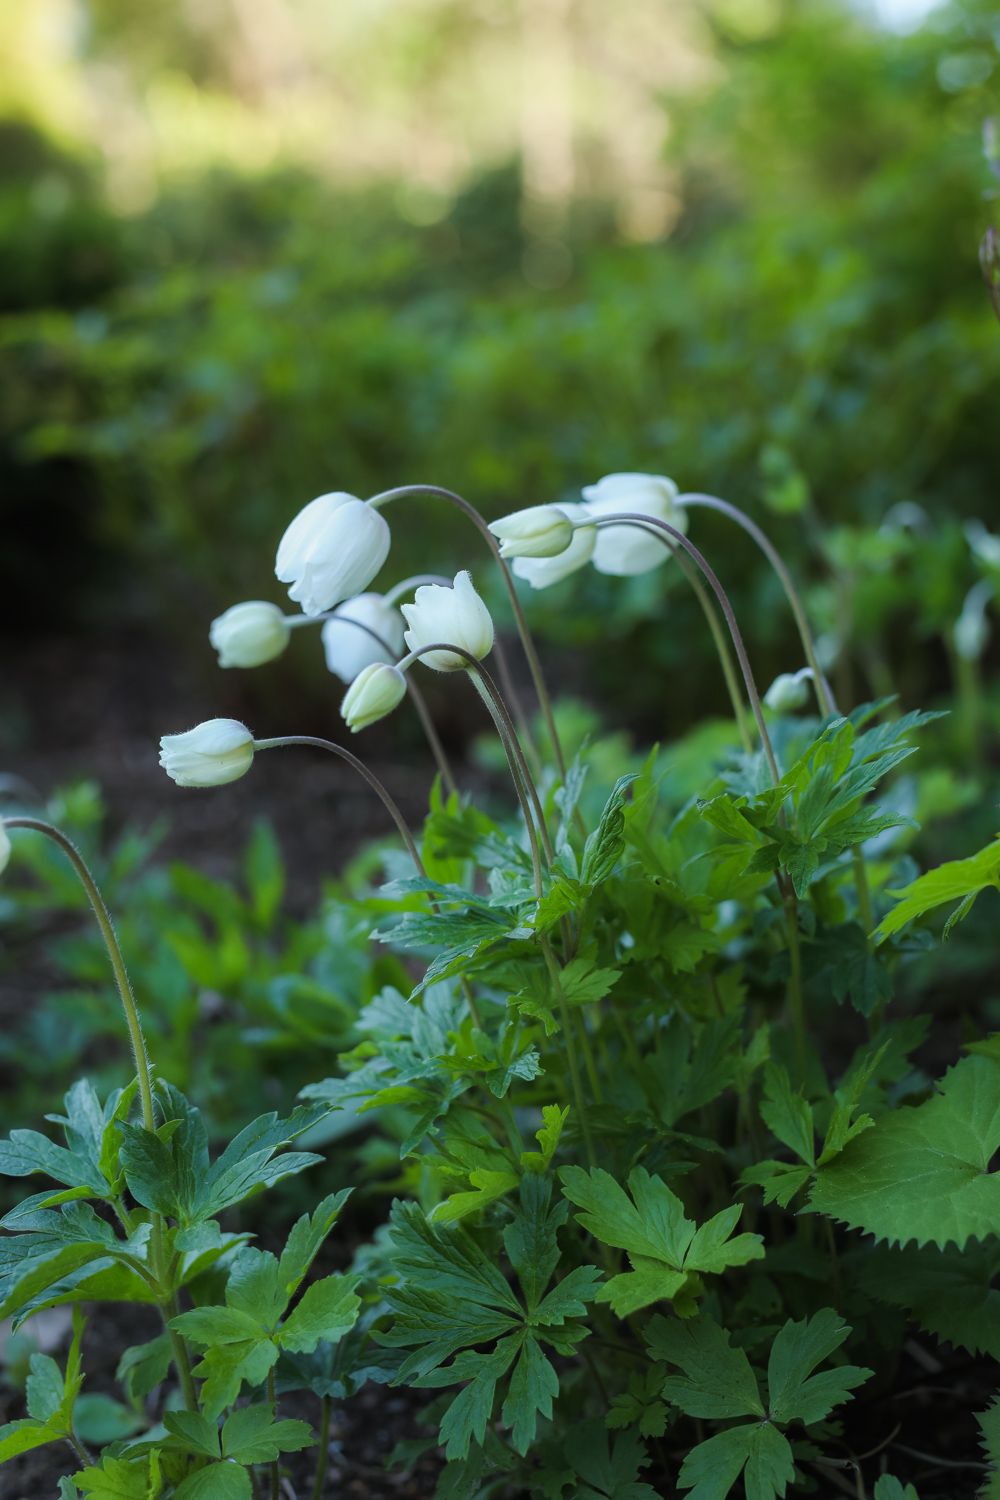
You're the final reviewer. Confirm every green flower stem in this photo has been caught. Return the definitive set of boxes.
[319,614,459,797]
[312,1393,332,1500]
[660,536,753,755]
[575,1009,604,1105]
[267,1367,280,1500]
[542,936,596,1167]
[678,494,837,717]
[465,669,545,898]
[4,819,155,1129]
[252,737,426,876]
[588,516,780,786]
[500,1095,525,1156]
[783,890,807,1090]
[0,819,200,1410]
[367,483,564,778]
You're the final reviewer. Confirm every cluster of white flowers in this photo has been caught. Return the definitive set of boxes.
[160,470,688,785]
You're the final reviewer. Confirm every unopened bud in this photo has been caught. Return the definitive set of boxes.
[401,571,494,672]
[210,601,291,669]
[341,663,407,731]
[488,505,574,559]
[764,669,812,713]
[159,720,255,787]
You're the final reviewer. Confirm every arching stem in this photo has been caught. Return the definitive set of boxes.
[252,737,425,875]
[368,484,564,778]
[587,516,780,786]
[660,539,753,753]
[1,818,198,1411]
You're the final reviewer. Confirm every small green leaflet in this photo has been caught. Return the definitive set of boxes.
[650,1309,871,1500]
[605,1365,669,1438]
[562,1424,659,1500]
[560,1165,763,1317]
[73,1452,162,1498]
[809,1053,1000,1248]
[581,775,639,886]
[521,1105,569,1174]
[874,835,1000,942]
[872,1479,919,1500]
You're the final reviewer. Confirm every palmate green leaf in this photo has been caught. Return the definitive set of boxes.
[808,1054,1000,1248]
[423,1338,522,1459]
[220,1403,313,1463]
[872,1479,919,1500]
[676,1422,794,1500]
[277,1189,352,1298]
[503,1175,564,1311]
[874,836,1000,943]
[856,1239,1000,1359]
[758,1064,815,1167]
[172,1464,252,1500]
[606,1365,669,1439]
[560,1166,763,1317]
[277,1273,362,1352]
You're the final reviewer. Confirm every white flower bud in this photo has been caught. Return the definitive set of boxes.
[275,493,390,616]
[764,670,812,713]
[401,571,494,671]
[321,593,405,683]
[581,472,687,576]
[0,821,10,876]
[341,663,407,731]
[209,601,291,669]
[159,720,255,787]
[488,505,574,559]
[511,503,595,589]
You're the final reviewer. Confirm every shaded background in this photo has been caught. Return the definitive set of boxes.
[1,0,999,889]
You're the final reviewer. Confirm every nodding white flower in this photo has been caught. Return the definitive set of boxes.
[401,571,494,671]
[965,519,1000,571]
[275,493,390,616]
[209,601,291,669]
[0,821,10,876]
[581,472,687,576]
[511,503,595,589]
[764,668,813,713]
[488,505,574,559]
[159,720,255,787]
[321,593,405,683]
[954,579,995,661]
[341,663,407,731]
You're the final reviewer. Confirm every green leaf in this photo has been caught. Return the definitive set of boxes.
[650,1314,763,1419]
[581,775,639,885]
[857,1239,1000,1359]
[224,1249,285,1330]
[0,1126,105,1195]
[874,837,1000,942]
[73,1453,162,1498]
[430,1169,520,1225]
[502,1335,559,1454]
[277,1273,361,1352]
[809,1054,1000,1248]
[430,1338,521,1460]
[162,1410,221,1459]
[221,1403,313,1463]
[872,1479,919,1500]
[172,1464,252,1500]
[559,958,622,1007]
[675,1421,795,1500]
[565,1424,659,1500]
[26,1352,66,1422]
[759,1064,815,1167]
[521,1105,568,1175]
[503,1176,564,1313]
[561,1166,762,1317]
[116,1338,173,1404]
[979,1394,1000,1500]
[73,1393,146,1445]
[766,1309,871,1424]
[276,1189,352,1299]
[738,1161,812,1208]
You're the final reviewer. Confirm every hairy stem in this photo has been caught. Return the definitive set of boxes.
[368,484,564,776]
[466,670,545,898]
[253,737,425,875]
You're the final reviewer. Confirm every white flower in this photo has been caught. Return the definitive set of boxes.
[341,663,407,731]
[275,493,390,616]
[488,505,574,559]
[401,571,494,671]
[511,503,595,589]
[0,821,10,876]
[159,720,255,787]
[321,593,405,683]
[965,519,1000,571]
[764,669,813,713]
[581,472,687,576]
[209,601,291,669]
[954,580,995,661]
